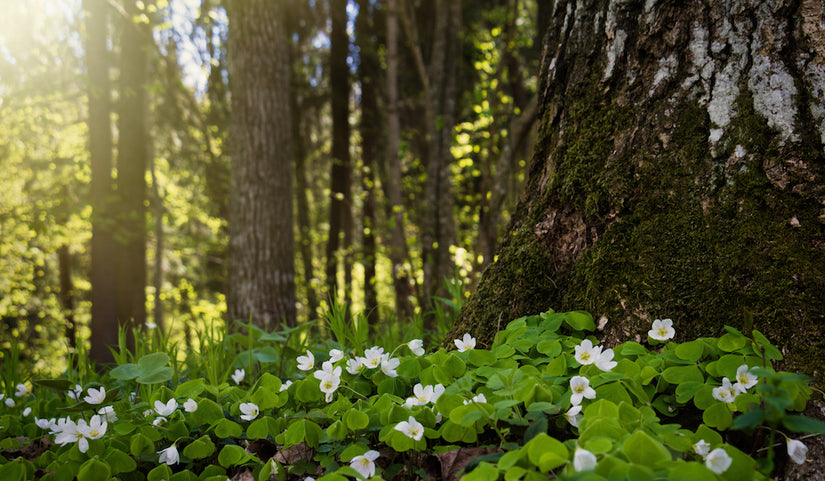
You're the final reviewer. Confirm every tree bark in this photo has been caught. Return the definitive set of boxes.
[226,0,296,329]
[85,0,119,365]
[357,0,380,328]
[449,0,825,386]
[385,0,416,323]
[115,0,149,344]
[326,0,353,307]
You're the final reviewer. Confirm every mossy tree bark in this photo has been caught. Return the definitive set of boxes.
[448,0,825,384]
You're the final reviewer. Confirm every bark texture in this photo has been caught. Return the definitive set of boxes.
[86,0,119,365]
[450,0,825,391]
[227,0,296,329]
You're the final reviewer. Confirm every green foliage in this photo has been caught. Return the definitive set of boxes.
[0,308,821,480]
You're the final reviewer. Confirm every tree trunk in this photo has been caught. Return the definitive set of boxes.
[449,0,825,385]
[326,0,353,306]
[384,0,416,324]
[115,0,149,344]
[401,0,461,327]
[85,0,119,365]
[227,0,296,329]
[357,0,380,329]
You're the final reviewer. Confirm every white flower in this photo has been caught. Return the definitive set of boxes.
[595,348,617,372]
[350,450,380,478]
[573,448,598,472]
[184,398,198,413]
[145,322,157,329]
[693,439,710,458]
[329,349,345,363]
[395,416,424,441]
[408,339,425,356]
[712,378,740,403]
[346,358,363,375]
[231,368,245,384]
[79,414,107,441]
[54,419,89,452]
[98,406,117,422]
[35,417,56,431]
[381,357,400,377]
[463,393,487,405]
[413,384,435,404]
[280,380,293,392]
[648,318,675,341]
[158,445,180,465]
[734,365,758,391]
[314,364,342,403]
[574,339,600,365]
[454,333,476,352]
[67,384,83,401]
[239,402,259,421]
[430,384,446,403]
[153,416,167,426]
[4,398,14,407]
[22,407,32,417]
[570,376,596,405]
[297,350,315,371]
[360,347,385,369]
[787,439,808,465]
[154,399,178,416]
[565,405,583,427]
[15,383,29,397]
[705,448,732,474]
[83,387,106,405]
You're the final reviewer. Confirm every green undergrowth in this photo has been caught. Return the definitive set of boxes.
[1,309,823,481]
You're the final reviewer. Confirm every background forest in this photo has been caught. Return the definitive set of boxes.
[0,0,543,374]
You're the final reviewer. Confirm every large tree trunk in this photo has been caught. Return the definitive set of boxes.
[115,0,149,345]
[226,0,296,329]
[85,0,119,365]
[449,0,825,385]
[326,0,353,306]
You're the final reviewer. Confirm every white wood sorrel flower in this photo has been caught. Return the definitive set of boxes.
[239,402,260,421]
[735,364,758,391]
[154,399,178,416]
[594,348,617,372]
[705,448,732,474]
[395,416,424,441]
[712,378,743,403]
[350,450,379,478]
[314,362,342,403]
[83,386,106,405]
[569,376,596,405]
[158,445,180,465]
[574,339,600,365]
[183,398,198,413]
[329,349,344,363]
[408,339,425,356]
[232,368,245,384]
[648,318,675,341]
[573,448,598,471]
[787,439,808,465]
[454,333,476,352]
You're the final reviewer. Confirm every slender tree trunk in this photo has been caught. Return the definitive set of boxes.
[385,0,415,323]
[357,0,380,328]
[326,0,353,306]
[115,0,149,345]
[401,0,461,328]
[449,0,825,394]
[226,0,296,329]
[85,0,119,365]
[150,155,164,331]
[292,91,320,321]
[58,244,76,350]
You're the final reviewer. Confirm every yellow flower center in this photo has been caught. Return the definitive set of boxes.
[408,427,420,437]
[580,352,590,361]
[574,384,585,394]
[323,381,334,390]
[657,328,668,337]
[359,458,370,466]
